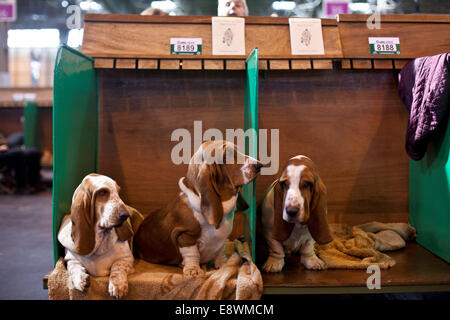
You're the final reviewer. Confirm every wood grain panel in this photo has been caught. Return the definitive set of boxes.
[82,16,342,59]
[138,59,158,69]
[97,70,245,215]
[94,58,114,69]
[341,59,351,69]
[269,60,290,70]
[116,59,136,69]
[258,70,409,223]
[262,242,450,288]
[226,60,245,70]
[374,59,394,69]
[160,60,180,70]
[291,60,311,70]
[312,59,333,69]
[353,59,372,69]
[339,22,450,59]
[182,60,202,70]
[204,60,224,70]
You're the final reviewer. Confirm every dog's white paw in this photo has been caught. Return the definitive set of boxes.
[72,271,90,292]
[108,279,128,299]
[183,265,204,278]
[301,254,326,270]
[262,256,285,273]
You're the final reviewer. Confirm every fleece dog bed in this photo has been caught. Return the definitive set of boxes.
[315,222,416,269]
[48,240,262,300]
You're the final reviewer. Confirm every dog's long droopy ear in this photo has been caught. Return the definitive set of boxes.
[272,180,295,242]
[70,183,96,255]
[308,178,333,244]
[199,164,224,229]
[236,191,249,212]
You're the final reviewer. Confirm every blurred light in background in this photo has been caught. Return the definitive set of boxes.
[67,29,84,48]
[79,1,103,11]
[7,29,60,48]
[272,1,296,11]
[348,2,372,13]
[151,1,176,11]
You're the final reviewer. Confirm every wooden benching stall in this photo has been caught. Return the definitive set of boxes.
[0,87,53,153]
[50,14,450,295]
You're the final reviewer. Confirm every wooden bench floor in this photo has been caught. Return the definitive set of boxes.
[262,242,450,294]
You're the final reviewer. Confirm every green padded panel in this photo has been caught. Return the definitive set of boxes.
[410,116,450,263]
[52,45,98,264]
[24,102,39,149]
[243,48,259,259]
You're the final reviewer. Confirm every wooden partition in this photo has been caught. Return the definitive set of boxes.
[97,70,245,213]
[77,14,450,294]
[258,69,409,225]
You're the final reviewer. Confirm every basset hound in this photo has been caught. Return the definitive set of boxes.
[134,140,262,277]
[260,155,333,272]
[57,174,135,299]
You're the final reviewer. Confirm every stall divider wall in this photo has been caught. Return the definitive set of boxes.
[52,45,98,263]
[24,102,40,149]
[52,45,260,264]
[243,48,259,258]
[410,119,450,263]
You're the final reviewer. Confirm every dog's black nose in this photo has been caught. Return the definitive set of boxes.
[286,207,299,217]
[254,162,263,172]
[118,210,130,220]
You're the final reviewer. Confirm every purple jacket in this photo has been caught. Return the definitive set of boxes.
[398,53,450,161]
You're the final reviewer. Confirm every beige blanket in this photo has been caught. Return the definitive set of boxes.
[315,222,416,269]
[48,240,262,300]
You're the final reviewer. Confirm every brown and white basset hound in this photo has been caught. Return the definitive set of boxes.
[57,174,135,299]
[260,155,333,272]
[134,140,262,277]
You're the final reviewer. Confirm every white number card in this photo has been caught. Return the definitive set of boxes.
[289,18,325,55]
[212,17,245,55]
[369,37,400,55]
[170,38,202,55]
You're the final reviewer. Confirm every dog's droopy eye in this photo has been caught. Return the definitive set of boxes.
[97,189,109,197]
[302,182,313,189]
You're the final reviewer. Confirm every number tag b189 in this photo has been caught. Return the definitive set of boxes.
[170,38,202,55]
[369,37,400,55]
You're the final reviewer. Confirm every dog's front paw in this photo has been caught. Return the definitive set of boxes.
[262,256,285,273]
[301,254,326,270]
[72,271,90,292]
[183,265,204,278]
[108,279,128,299]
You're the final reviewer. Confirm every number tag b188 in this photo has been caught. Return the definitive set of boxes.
[369,37,400,55]
[170,38,202,55]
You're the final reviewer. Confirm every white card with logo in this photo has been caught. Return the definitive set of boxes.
[212,17,245,55]
[289,18,325,55]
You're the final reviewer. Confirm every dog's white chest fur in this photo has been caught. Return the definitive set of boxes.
[58,220,131,277]
[193,209,234,264]
[179,179,237,264]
